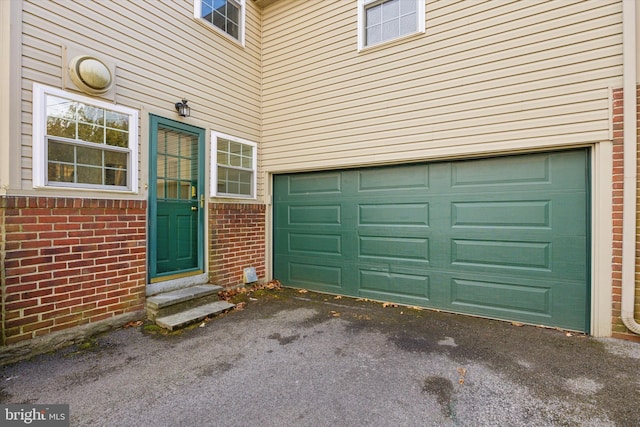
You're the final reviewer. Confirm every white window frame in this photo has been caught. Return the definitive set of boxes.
[194,0,246,46]
[211,131,257,199]
[357,0,426,51]
[32,83,139,193]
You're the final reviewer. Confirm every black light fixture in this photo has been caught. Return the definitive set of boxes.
[175,99,190,117]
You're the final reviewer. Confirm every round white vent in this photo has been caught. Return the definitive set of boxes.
[68,55,113,94]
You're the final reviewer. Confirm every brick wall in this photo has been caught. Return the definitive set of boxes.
[0,196,146,345]
[611,87,640,342]
[209,203,266,288]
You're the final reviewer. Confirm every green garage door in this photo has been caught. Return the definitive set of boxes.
[273,150,590,332]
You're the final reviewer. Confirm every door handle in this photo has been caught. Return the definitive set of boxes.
[191,206,197,211]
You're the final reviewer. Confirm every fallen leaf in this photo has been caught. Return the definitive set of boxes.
[457,367,467,385]
[511,321,524,327]
[565,332,573,337]
[235,302,247,311]
[333,295,342,300]
[298,289,308,294]
[382,302,398,308]
[123,320,143,328]
[199,322,206,328]
[330,310,341,317]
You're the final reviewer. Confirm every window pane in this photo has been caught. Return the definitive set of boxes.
[165,131,180,156]
[46,96,76,120]
[157,179,166,198]
[105,151,127,169]
[399,13,416,36]
[48,163,74,183]
[367,25,381,46]
[78,122,104,144]
[381,20,399,41]
[399,0,416,14]
[213,10,225,31]
[228,23,239,39]
[166,158,179,180]
[77,165,103,185]
[166,180,178,199]
[157,157,165,178]
[106,129,128,147]
[78,105,104,125]
[382,0,400,21]
[48,141,74,163]
[105,111,129,131]
[47,117,75,138]
[180,135,197,157]
[218,150,229,165]
[366,5,381,25]
[77,146,102,166]
[179,182,191,200]
[105,168,126,186]
[201,1,213,22]
[227,2,239,24]
[180,158,192,180]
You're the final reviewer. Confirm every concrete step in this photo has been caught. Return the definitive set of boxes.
[147,284,222,310]
[146,284,223,321]
[155,300,235,331]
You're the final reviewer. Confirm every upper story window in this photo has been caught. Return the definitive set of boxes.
[358,0,425,50]
[32,84,138,192]
[195,0,245,46]
[211,131,257,198]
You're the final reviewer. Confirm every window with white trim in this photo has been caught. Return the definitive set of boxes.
[32,84,138,192]
[212,132,256,198]
[195,0,245,45]
[358,0,425,50]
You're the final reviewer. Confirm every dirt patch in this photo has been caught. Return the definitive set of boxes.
[422,376,455,418]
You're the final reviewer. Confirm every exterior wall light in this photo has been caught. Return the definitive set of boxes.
[175,99,191,117]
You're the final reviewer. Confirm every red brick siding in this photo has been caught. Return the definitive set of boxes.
[209,203,265,287]
[0,197,146,345]
[611,87,640,342]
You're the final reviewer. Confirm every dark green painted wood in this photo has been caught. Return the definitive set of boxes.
[149,115,205,279]
[273,150,590,332]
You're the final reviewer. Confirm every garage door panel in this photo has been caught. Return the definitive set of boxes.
[289,261,343,289]
[358,164,430,192]
[359,236,430,263]
[450,154,551,188]
[359,268,431,304]
[287,204,342,225]
[288,172,342,194]
[288,232,343,256]
[451,201,551,228]
[274,149,589,332]
[449,277,551,316]
[451,239,551,271]
[358,203,430,226]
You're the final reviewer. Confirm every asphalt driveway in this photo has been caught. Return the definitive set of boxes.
[1,287,639,427]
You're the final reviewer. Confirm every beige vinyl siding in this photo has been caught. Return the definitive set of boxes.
[19,0,262,197]
[261,0,623,172]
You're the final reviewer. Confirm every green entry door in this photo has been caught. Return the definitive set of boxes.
[149,115,205,281]
[274,150,590,332]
